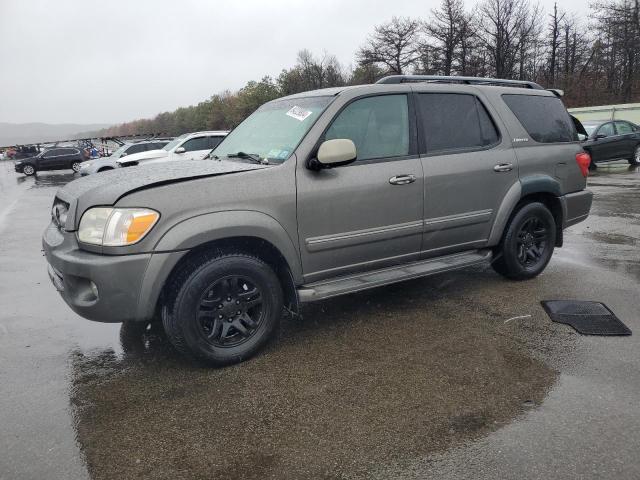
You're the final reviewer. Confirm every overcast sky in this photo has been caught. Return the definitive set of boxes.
[0,0,585,125]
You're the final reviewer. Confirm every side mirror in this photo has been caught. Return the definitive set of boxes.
[121,152,128,157]
[311,139,357,169]
[578,133,587,141]
[175,146,186,154]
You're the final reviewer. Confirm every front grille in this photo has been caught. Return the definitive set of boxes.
[51,197,69,228]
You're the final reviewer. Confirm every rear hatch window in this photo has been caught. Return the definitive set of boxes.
[502,94,578,143]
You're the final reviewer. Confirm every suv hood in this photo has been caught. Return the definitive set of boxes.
[54,159,269,231]
[117,149,168,165]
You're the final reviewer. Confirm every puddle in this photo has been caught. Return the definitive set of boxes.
[69,278,558,480]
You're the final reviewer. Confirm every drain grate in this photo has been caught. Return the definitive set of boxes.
[541,300,631,336]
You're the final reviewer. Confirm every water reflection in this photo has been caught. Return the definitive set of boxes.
[68,273,558,479]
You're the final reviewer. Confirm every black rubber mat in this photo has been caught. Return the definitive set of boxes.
[541,300,631,336]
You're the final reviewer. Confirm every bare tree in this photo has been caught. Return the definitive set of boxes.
[424,0,467,75]
[477,0,541,78]
[357,17,422,74]
[548,2,566,84]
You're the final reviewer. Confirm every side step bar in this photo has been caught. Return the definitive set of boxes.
[298,249,492,302]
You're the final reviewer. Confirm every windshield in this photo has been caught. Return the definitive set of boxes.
[213,96,334,163]
[163,134,188,152]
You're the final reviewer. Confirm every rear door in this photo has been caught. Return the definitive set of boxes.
[416,90,516,256]
[613,121,639,159]
[296,93,424,282]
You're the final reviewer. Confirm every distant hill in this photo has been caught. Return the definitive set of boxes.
[0,122,111,146]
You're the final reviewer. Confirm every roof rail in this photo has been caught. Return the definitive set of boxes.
[376,75,544,90]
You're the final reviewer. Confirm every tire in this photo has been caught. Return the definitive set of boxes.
[71,161,82,173]
[22,164,36,176]
[629,145,640,166]
[97,167,114,173]
[491,202,556,280]
[162,251,283,366]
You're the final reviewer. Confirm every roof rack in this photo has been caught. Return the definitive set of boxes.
[376,75,544,90]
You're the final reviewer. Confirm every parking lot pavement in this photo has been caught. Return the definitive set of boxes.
[0,160,638,480]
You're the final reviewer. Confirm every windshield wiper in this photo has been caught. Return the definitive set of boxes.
[227,152,269,165]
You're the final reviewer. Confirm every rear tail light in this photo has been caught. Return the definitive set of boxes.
[575,152,591,177]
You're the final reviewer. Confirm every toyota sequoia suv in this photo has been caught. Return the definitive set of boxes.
[43,75,593,366]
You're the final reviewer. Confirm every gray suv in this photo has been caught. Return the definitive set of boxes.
[43,75,593,366]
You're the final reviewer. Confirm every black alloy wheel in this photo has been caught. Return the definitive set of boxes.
[198,275,264,347]
[162,252,283,366]
[515,217,549,268]
[492,202,556,280]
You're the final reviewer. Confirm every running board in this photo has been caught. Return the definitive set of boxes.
[298,249,492,302]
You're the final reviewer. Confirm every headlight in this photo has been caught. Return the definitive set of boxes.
[78,207,159,246]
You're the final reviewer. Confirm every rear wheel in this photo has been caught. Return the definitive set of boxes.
[71,161,82,173]
[629,145,640,166]
[162,252,283,366]
[22,164,35,176]
[492,202,556,280]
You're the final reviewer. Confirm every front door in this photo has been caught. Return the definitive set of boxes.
[296,93,424,283]
[414,91,518,255]
[589,122,619,161]
[39,148,67,170]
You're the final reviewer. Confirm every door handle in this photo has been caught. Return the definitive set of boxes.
[389,174,416,185]
[493,163,513,172]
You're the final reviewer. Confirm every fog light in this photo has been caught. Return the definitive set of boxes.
[90,281,99,299]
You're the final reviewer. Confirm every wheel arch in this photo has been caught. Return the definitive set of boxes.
[156,236,299,319]
[150,211,302,317]
[489,178,564,247]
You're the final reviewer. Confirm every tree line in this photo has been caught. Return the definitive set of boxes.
[92,0,640,138]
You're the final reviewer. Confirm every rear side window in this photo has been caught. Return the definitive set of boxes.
[416,93,499,154]
[325,94,409,161]
[614,121,634,134]
[503,94,577,143]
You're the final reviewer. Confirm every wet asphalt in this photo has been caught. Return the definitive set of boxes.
[0,160,638,480]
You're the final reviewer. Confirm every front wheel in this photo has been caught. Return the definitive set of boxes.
[162,252,283,366]
[629,145,640,166]
[71,161,82,173]
[22,164,36,176]
[492,202,556,280]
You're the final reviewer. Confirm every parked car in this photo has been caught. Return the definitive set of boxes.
[79,140,170,176]
[581,119,640,167]
[117,131,228,167]
[15,147,86,175]
[43,75,592,366]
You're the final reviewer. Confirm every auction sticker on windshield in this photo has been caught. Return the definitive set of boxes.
[286,106,313,122]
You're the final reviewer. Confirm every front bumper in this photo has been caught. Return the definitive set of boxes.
[43,223,153,323]
[14,163,23,173]
[561,189,593,228]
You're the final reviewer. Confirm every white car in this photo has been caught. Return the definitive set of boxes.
[117,131,229,167]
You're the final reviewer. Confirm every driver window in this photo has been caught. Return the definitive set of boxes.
[597,123,615,137]
[325,94,409,161]
[182,137,209,152]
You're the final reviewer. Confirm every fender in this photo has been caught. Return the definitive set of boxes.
[153,210,303,282]
[488,174,563,245]
[519,174,562,197]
